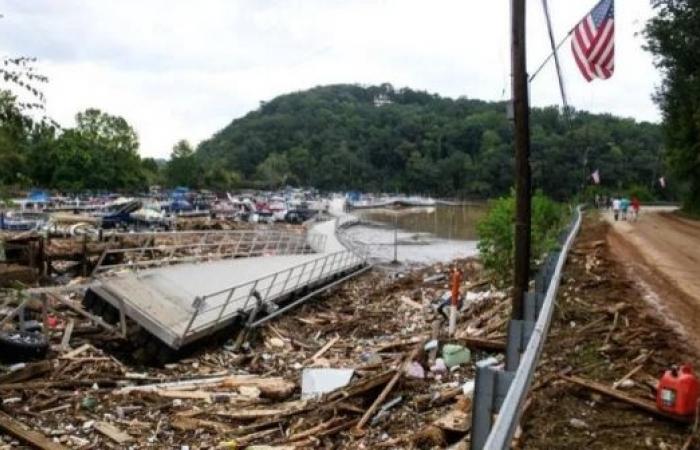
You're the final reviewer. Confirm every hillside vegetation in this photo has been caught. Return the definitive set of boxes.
[196,83,665,199]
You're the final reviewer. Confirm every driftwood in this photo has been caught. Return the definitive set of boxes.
[0,410,68,450]
[355,339,425,431]
[93,421,133,444]
[560,374,692,424]
[0,360,52,384]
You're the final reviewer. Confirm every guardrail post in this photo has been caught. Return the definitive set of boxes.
[505,319,535,371]
[471,362,515,450]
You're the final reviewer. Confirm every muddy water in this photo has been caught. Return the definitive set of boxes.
[354,204,486,241]
[346,204,487,264]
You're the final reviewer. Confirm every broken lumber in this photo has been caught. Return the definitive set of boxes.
[560,374,692,423]
[0,410,68,450]
[453,336,506,352]
[355,339,425,430]
[433,409,471,433]
[308,334,340,362]
[59,318,75,352]
[0,360,52,385]
[220,375,295,400]
[93,421,133,444]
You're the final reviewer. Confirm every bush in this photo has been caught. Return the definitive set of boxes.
[477,192,567,285]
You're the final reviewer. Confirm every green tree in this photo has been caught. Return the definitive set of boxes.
[645,0,700,213]
[255,152,291,188]
[166,140,200,188]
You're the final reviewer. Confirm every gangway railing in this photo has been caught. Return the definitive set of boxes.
[176,231,369,346]
[92,229,326,275]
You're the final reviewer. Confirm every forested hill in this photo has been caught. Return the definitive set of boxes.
[197,84,664,199]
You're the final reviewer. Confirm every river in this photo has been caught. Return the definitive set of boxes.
[343,203,487,265]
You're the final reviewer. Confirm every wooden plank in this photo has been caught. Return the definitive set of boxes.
[433,409,471,433]
[62,343,92,359]
[0,361,52,385]
[560,374,692,423]
[60,319,75,352]
[0,410,69,450]
[453,336,506,352]
[93,421,133,444]
[308,335,340,362]
[355,339,425,430]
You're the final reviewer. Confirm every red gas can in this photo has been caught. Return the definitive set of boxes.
[656,364,699,416]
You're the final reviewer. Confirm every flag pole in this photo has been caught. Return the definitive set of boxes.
[528,26,574,83]
[540,0,570,121]
[511,0,531,325]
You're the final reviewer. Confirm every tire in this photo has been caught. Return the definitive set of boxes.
[0,331,49,363]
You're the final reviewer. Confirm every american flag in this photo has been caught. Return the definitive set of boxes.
[659,176,666,188]
[571,0,615,82]
[591,169,600,184]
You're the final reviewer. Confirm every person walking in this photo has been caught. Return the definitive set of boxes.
[631,196,641,221]
[621,197,630,220]
[612,197,621,221]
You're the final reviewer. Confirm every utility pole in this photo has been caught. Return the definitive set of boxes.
[511,0,531,321]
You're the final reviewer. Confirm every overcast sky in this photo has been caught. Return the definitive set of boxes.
[0,1,660,158]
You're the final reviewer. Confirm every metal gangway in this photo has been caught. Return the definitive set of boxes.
[87,219,370,349]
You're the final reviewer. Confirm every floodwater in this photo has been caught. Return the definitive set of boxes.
[344,204,487,265]
[354,204,486,241]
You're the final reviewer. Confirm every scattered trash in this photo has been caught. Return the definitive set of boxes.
[424,339,439,351]
[301,368,354,399]
[569,418,589,429]
[430,358,447,374]
[405,361,426,379]
[371,396,404,425]
[80,397,97,411]
[442,344,471,368]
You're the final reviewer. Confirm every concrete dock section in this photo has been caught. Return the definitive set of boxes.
[89,219,368,349]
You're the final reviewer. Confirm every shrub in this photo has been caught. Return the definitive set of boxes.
[477,192,567,285]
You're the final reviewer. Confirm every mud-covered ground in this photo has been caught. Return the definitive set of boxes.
[523,213,699,450]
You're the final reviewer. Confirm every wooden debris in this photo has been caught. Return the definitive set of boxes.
[171,416,232,433]
[93,421,133,444]
[59,318,75,352]
[433,409,471,433]
[0,360,52,384]
[0,410,69,450]
[355,339,425,431]
[62,343,92,359]
[560,374,692,423]
[220,375,296,400]
[308,334,340,362]
[399,295,423,310]
[453,336,506,352]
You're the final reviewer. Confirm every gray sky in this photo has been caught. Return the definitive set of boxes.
[0,1,660,158]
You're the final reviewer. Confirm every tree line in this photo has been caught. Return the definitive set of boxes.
[644,0,700,214]
[196,83,667,200]
[0,80,670,200]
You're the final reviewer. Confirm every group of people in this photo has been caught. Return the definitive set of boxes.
[595,194,641,221]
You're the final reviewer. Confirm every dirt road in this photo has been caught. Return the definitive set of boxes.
[605,207,700,351]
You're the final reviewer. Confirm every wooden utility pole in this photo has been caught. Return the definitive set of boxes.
[511,0,531,321]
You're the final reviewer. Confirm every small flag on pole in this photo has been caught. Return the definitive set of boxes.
[591,169,600,184]
[659,176,666,188]
[571,0,615,82]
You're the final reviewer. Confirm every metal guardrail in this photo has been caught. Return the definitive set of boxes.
[472,205,583,450]
[92,229,326,275]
